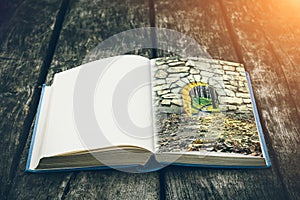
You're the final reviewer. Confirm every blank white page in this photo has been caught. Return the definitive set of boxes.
[40,55,154,158]
[29,86,52,169]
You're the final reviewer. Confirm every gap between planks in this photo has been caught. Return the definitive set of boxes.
[5,0,71,198]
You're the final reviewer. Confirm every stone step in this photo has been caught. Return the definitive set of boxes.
[178,125,200,130]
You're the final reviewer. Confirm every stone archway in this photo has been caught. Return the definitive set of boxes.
[181,82,220,116]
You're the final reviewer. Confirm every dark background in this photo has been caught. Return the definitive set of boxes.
[0,0,299,199]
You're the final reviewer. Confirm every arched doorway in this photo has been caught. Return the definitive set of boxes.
[181,82,220,116]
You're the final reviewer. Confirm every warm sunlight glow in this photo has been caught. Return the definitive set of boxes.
[276,0,300,18]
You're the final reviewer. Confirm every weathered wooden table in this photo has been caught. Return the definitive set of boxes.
[0,0,299,199]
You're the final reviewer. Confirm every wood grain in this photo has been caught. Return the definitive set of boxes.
[45,0,153,84]
[0,0,23,29]
[155,0,291,199]
[0,0,62,198]
[222,0,300,198]
[154,0,237,61]
[8,0,160,199]
[1,0,299,199]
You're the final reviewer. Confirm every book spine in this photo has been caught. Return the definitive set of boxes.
[25,84,47,172]
[245,72,271,167]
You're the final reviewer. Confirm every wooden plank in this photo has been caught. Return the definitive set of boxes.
[8,0,160,199]
[154,0,237,61]
[155,0,289,199]
[0,0,63,198]
[0,0,22,27]
[247,0,300,113]
[221,0,300,199]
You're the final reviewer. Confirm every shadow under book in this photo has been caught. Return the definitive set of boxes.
[26,55,271,172]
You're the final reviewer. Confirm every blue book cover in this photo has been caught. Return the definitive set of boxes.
[151,57,271,169]
[26,56,270,173]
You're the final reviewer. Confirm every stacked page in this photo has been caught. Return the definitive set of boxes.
[26,55,270,172]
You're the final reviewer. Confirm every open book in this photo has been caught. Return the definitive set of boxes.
[26,55,271,172]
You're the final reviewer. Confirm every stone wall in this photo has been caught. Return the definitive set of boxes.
[152,57,253,114]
